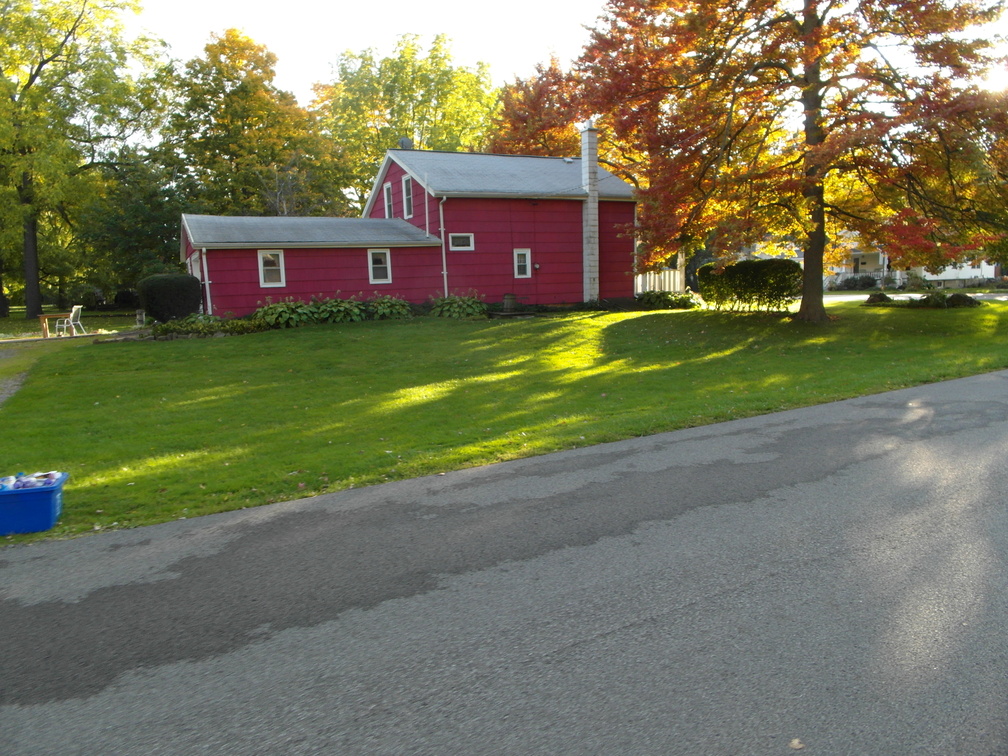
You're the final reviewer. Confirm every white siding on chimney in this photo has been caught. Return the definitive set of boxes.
[581,125,600,302]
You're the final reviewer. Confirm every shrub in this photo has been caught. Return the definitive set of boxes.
[366,294,414,320]
[838,274,878,291]
[697,259,801,312]
[636,289,702,310]
[429,292,488,318]
[251,299,317,328]
[946,292,981,308]
[907,291,950,308]
[864,291,894,305]
[137,274,202,323]
[151,313,267,337]
[696,265,734,310]
[313,295,367,323]
[905,272,933,291]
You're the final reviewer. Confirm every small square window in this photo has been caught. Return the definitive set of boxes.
[258,250,286,287]
[369,249,391,284]
[449,233,475,251]
[514,248,532,279]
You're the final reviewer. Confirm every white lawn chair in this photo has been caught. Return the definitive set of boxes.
[55,305,86,336]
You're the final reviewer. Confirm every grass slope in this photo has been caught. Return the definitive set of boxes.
[3,299,1007,541]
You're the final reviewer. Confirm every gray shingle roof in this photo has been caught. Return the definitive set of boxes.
[182,215,440,248]
[387,150,635,200]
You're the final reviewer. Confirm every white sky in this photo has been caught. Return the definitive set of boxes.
[127,0,610,105]
[127,0,1006,106]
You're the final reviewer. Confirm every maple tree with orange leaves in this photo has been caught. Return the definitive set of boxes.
[568,0,1006,321]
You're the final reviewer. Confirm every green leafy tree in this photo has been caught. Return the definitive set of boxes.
[0,0,164,318]
[164,29,349,217]
[578,0,1005,322]
[76,146,189,291]
[313,34,500,210]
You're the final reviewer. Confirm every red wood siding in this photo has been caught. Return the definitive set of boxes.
[441,198,583,304]
[371,161,440,236]
[203,246,444,317]
[599,200,636,300]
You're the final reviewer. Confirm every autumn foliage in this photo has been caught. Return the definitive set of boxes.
[561,0,1007,320]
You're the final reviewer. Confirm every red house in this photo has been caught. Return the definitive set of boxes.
[180,127,636,317]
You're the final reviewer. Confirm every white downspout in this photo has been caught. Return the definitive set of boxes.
[201,249,213,315]
[438,197,449,296]
[424,174,431,236]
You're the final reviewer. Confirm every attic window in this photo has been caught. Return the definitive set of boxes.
[449,233,475,251]
[402,176,414,218]
[383,183,394,218]
[258,250,285,287]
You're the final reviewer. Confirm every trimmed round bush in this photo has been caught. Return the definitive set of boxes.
[138,274,202,323]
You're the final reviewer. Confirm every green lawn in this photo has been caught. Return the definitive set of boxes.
[3,297,1008,542]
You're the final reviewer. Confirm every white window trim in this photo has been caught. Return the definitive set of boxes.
[402,175,414,219]
[448,233,475,251]
[258,249,286,287]
[383,183,394,218]
[368,249,392,284]
[514,248,532,279]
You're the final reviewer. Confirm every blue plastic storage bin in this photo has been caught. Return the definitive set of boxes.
[0,473,68,535]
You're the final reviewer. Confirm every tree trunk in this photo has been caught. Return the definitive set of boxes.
[18,172,43,319]
[22,214,42,319]
[0,256,9,317]
[797,186,828,322]
[794,0,829,324]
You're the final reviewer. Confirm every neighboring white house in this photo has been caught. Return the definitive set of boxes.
[827,247,1001,289]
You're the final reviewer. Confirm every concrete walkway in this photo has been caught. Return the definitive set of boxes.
[2,371,1007,754]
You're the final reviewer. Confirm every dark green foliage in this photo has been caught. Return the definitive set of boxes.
[946,292,982,308]
[696,265,733,310]
[837,274,878,291]
[250,299,317,328]
[697,259,802,312]
[907,291,982,308]
[114,290,140,309]
[77,148,190,290]
[864,291,894,305]
[138,274,202,323]
[151,313,266,337]
[429,292,488,318]
[636,289,702,310]
[246,294,407,330]
[313,296,367,323]
[366,294,414,320]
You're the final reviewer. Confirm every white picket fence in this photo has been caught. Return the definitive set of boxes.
[634,269,683,295]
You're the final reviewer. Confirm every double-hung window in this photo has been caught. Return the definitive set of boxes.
[383,183,394,218]
[402,176,414,219]
[258,250,286,287]
[369,249,391,284]
[514,248,532,279]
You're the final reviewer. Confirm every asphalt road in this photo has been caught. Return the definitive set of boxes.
[3,371,1008,755]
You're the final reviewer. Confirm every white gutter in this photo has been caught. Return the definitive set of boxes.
[439,197,449,297]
